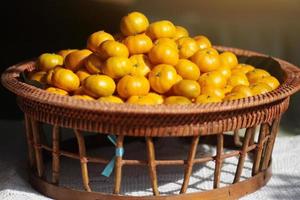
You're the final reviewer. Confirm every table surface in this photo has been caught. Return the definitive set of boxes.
[0,120,299,200]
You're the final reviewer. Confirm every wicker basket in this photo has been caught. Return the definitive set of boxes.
[2,46,300,200]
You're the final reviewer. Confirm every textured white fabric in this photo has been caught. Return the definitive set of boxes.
[1,134,300,200]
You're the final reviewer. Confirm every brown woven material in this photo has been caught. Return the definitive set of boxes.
[26,127,274,200]
[2,46,300,136]
[1,46,300,199]
[29,165,272,200]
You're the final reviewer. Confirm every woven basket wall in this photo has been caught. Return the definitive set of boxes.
[1,46,300,200]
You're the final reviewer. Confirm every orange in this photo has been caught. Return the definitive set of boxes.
[175,59,200,81]
[123,33,153,54]
[29,71,47,83]
[231,85,252,97]
[250,82,273,96]
[113,32,125,42]
[84,54,103,74]
[83,74,116,98]
[45,87,68,95]
[98,95,124,103]
[173,80,201,99]
[164,96,191,105]
[154,38,177,50]
[72,95,94,100]
[162,74,183,96]
[146,93,164,104]
[246,69,271,83]
[129,54,151,76]
[201,86,225,99]
[120,11,149,36]
[148,44,179,65]
[127,95,156,105]
[173,26,189,40]
[191,49,221,73]
[38,53,63,71]
[45,66,63,85]
[97,40,129,59]
[148,64,178,94]
[227,72,249,87]
[219,51,238,68]
[176,37,199,59]
[223,85,233,94]
[146,20,176,40]
[117,75,150,99]
[193,35,212,50]
[87,31,114,52]
[255,76,280,90]
[234,63,252,69]
[196,94,222,104]
[195,47,218,55]
[216,65,231,79]
[57,49,77,59]
[76,69,91,83]
[223,92,246,101]
[51,68,80,92]
[232,64,255,74]
[176,74,183,83]
[73,86,86,95]
[102,56,132,79]
[64,49,92,71]
[198,71,227,88]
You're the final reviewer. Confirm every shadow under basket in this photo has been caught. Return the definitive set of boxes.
[2,46,300,200]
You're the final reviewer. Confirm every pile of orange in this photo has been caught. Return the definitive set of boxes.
[28,11,280,105]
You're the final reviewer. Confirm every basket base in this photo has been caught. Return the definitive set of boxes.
[29,164,272,200]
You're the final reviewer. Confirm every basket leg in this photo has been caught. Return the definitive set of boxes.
[24,114,35,168]
[114,135,124,194]
[180,136,200,193]
[249,126,257,146]
[31,118,44,178]
[233,126,255,183]
[146,137,159,196]
[213,133,224,188]
[74,129,91,192]
[52,125,60,185]
[252,123,269,176]
[233,129,242,146]
[261,117,281,170]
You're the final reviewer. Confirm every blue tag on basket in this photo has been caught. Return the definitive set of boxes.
[101,135,124,177]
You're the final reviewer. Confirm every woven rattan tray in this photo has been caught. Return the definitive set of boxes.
[2,46,300,200]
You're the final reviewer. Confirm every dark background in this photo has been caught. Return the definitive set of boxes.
[1,0,300,134]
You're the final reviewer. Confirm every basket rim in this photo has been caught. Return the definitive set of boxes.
[2,46,300,115]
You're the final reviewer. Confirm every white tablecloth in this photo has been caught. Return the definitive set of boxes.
[0,121,300,200]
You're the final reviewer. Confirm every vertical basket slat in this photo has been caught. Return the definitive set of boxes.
[249,126,257,146]
[52,125,60,184]
[146,137,159,196]
[261,117,281,170]
[31,118,44,177]
[213,133,224,188]
[2,48,297,200]
[114,135,124,194]
[233,126,255,183]
[252,123,268,176]
[233,130,242,146]
[74,129,91,192]
[24,114,35,168]
[180,136,200,193]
